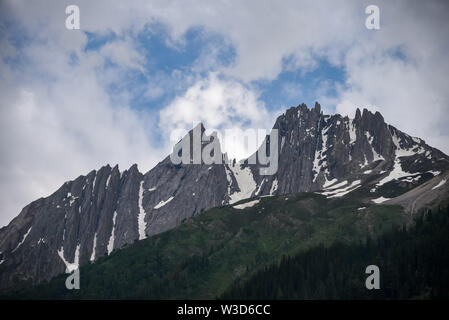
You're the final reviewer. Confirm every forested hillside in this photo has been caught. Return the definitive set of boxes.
[222,206,449,299]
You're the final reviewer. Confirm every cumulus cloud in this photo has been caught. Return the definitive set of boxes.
[335,1,449,150]
[99,38,147,73]
[159,73,276,160]
[0,3,165,227]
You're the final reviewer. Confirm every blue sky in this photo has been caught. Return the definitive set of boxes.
[83,24,346,116]
[1,0,449,226]
[256,58,345,110]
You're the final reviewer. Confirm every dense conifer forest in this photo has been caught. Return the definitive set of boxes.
[221,206,449,299]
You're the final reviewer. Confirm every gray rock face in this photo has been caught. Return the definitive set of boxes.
[1,103,448,290]
[249,103,449,198]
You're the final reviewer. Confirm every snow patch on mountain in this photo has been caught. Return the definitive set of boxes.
[323,178,338,188]
[12,227,32,253]
[372,196,391,204]
[401,175,421,183]
[313,124,330,182]
[376,157,412,187]
[92,174,97,193]
[255,178,266,196]
[57,244,80,272]
[137,181,147,240]
[321,180,361,198]
[154,196,174,209]
[107,211,117,255]
[348,119,357,144]
[365,132,384,162]
[227,163,257,204]
[324,180,348,190]
[376,133,417,186]
[233,199,260,210]
[391,131,424,157]
[66,193,78,206]
[432,179,447,190]
[270,178,278,195]
[90,233,97,262]
[360,154,368,168]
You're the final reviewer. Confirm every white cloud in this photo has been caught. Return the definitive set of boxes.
[0,16,164,227]
[159,73,276,160]
[335,1,449,151]
[99,38,147,73]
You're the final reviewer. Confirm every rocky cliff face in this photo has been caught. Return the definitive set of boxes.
[247,102,449,198]
[1,102,448,290]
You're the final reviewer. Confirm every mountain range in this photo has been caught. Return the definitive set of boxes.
[1,102,448,293]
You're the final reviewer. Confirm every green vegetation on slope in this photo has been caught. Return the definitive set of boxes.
[221,205,449,300]
[2,192,404,299]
